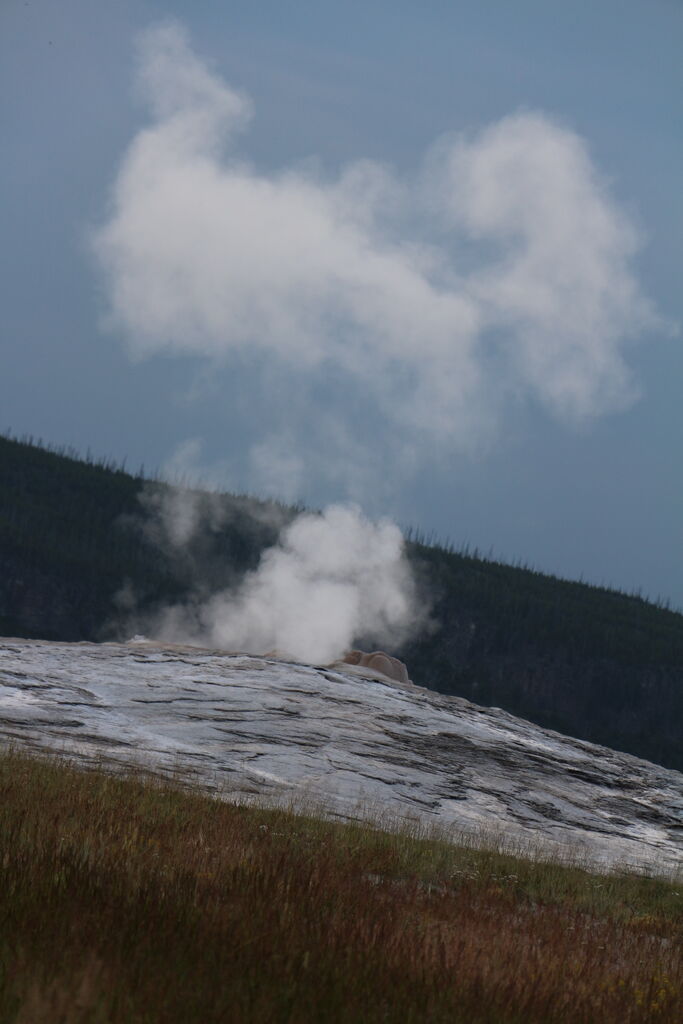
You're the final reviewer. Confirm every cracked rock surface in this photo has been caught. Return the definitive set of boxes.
[1,638,681,874]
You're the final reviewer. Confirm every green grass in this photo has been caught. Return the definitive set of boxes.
[1,748,681,1022]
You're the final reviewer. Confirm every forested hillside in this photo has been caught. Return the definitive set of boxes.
[1,433,682,771]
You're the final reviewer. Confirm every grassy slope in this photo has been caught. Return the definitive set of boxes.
[1,751,681,1023]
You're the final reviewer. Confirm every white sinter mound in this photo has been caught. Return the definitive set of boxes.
[1,637,681,874]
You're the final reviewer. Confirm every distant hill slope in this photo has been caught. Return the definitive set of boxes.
[1,433,682,771]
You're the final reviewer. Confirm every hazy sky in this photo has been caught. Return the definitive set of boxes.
[2,0,681,606]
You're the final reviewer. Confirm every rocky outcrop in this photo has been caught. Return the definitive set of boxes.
[342,649,410,683]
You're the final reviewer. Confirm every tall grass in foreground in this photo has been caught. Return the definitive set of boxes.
[1,750,681,1023]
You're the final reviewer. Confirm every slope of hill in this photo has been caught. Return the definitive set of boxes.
[4,746,681,1024]
[1,432,682,770]
[2,637,682,873]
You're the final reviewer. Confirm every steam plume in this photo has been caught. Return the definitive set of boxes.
[151,503,421,664]
[93,19,666,470]
[97,21,669,662]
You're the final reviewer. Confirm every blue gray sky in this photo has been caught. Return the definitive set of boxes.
[2,0,682,606]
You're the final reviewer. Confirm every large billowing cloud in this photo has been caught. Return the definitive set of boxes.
[93,20,663,459]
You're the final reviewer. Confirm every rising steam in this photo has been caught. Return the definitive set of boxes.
[98,21,669,662]
[149,502,421,665]
[93,19,666,478]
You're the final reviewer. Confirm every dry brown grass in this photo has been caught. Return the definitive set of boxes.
[1,748,681,1022]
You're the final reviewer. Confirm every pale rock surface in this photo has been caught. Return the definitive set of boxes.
[0,637,681,874]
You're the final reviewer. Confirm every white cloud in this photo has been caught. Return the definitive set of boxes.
[430,113,660,420]
[93,20,665,458]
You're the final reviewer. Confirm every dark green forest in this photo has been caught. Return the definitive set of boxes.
[1,433,682,772]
